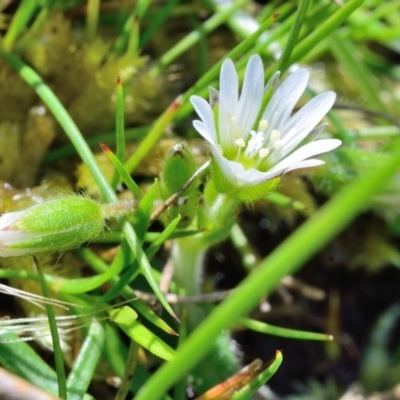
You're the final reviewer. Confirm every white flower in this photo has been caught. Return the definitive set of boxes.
[190,54,341,200]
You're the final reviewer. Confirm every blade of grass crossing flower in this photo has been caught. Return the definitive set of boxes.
[0,332,59,395]
[2,0,39,51]
[101,143,141,199]
[124,96,182,174]
[109,306,177,361]
[34,257,67,399]
[66,322,105,400]
[230,351,283,400]
[277,0,311,72]
[134,136,400,400]
[239,318,333,341]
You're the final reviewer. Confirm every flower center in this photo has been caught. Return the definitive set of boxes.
[232,119,282,171]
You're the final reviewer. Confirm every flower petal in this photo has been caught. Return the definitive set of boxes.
[190,95,217,142]
[193,120,217,145]
[219,59,239,148]
[285,159,325,172]
[269,138,342,174]
[262,68,309,135]
[211,147,280,187]
[278,91,336,155]
[237,55,265,136]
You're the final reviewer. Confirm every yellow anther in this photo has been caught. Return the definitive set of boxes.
[258,148,270,158]
[235,138,246,148]
[270,129,281,142]
[258,119,269,132]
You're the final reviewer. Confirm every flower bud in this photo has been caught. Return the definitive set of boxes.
[0,196,135,257]
[159,143,200,228]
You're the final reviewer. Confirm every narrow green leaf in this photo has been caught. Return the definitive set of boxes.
[277,0,311,72]
[290,0,364,64]
[2,0,39,51]
[110,76,126,190]
[67,322,105,400]
[0,332,58,395]
[109,306,177,361]
[130,180,158,242]
[230,351,283,400]
[239,318,333,341]
[101,142,141,199]
[34,257,67,399]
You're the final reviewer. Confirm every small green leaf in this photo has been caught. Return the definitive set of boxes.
[239,318,333,341]
[67,322,105,400]
[230,351,283,400]
[110,306,177,361]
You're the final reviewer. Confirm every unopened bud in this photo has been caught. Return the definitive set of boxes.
[159,144,199,228]
[0,196,135,257]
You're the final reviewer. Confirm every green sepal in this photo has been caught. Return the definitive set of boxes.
[210,159,281,203]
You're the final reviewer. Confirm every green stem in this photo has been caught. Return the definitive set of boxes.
[34,257,67,399]
[115,341,139,400]
[171,239,207,327]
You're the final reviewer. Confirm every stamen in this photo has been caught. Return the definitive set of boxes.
[235,138,246,148]
[270,129,281,142]
[270,129,282,149]
[258,148,270,158]
[258,119,268,132]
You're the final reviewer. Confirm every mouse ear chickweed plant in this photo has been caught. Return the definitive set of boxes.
[190,55,342,202]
